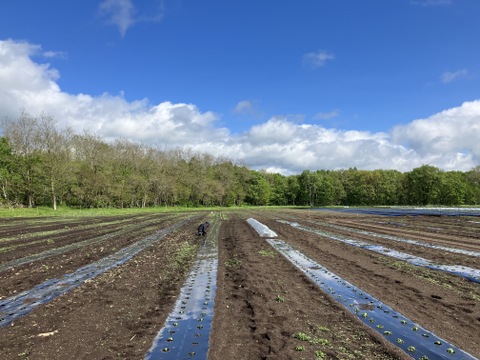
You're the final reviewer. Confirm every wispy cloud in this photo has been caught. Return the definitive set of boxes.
[42,50,67,59]
[99,0,135,37]
[98,0,164,37]
[441,69,468,83]
[411,0,452,6]
[314,110,340,120]
[233,100,254,114]
[303,50,335,69]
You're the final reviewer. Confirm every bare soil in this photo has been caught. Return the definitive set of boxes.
[0,209,478,359]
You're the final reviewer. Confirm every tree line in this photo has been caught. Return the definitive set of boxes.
[1,112,479,209]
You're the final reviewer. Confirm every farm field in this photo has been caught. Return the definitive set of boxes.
[0,209,479,359]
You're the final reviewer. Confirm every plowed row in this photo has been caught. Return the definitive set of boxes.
[0,209,478,359]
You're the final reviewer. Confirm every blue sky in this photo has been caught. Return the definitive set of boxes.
[1,0,479,174]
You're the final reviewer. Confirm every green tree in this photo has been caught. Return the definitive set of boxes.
[298,170,318,206]
[403,165,442,205]
[465,166,480,204]
[438,171,467,205]
[285,175,300,205]
[0,137,15,202]
[245,170,271,205]
[4,111,43,207]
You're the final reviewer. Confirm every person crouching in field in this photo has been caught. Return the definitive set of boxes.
[197,222,210,236]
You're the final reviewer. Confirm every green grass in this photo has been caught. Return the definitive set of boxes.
[0,205,206,218]
[258,249,276,257]
[224,257,242,268]
[0,205,308,218]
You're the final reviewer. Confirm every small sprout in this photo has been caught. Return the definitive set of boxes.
[396,338,404,344]
[383,331,392,336]
[162,348,169,352]
[422,333,430,338]
[447,348,455,354]
[172,322,178,327]
[311,338,330,346]
[197,324,203,329]
[412,326,419,331]
[167,337,174,342]
[317,326,330,332]
[294,346,305,351]
[294,332,312,342]
[275,295,285,303]
[376,325,384,329]
[369,318,375,323]
[419,356,429,360]
[400,320,407,325]
[434,341,442,346]
[407,346,416,353]
[362,312,368,318]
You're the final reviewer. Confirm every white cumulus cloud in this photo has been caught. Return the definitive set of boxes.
[391,100,480,170]
[1,39,479,175]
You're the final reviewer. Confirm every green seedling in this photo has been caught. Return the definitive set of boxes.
[294,346,305,351]
[275,295,285,303]
[258,249,276,257]
[407,346,416,353]
[294,332,312,342]
[311,338,330,346]
[224,258,242,268]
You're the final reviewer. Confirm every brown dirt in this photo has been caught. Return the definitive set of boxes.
[0,209,478,359]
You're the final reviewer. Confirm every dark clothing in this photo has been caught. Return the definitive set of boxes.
[197,222,210,236]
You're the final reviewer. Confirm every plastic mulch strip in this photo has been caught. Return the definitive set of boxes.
[315,207,480,217]
[0,218,192,328]
[280,220,480,284]
[247,219,478,360]
[145,220,219,360]
[0,215,182,273]
[298,218,480,258]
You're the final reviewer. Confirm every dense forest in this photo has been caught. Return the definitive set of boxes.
[1,112,479,209]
